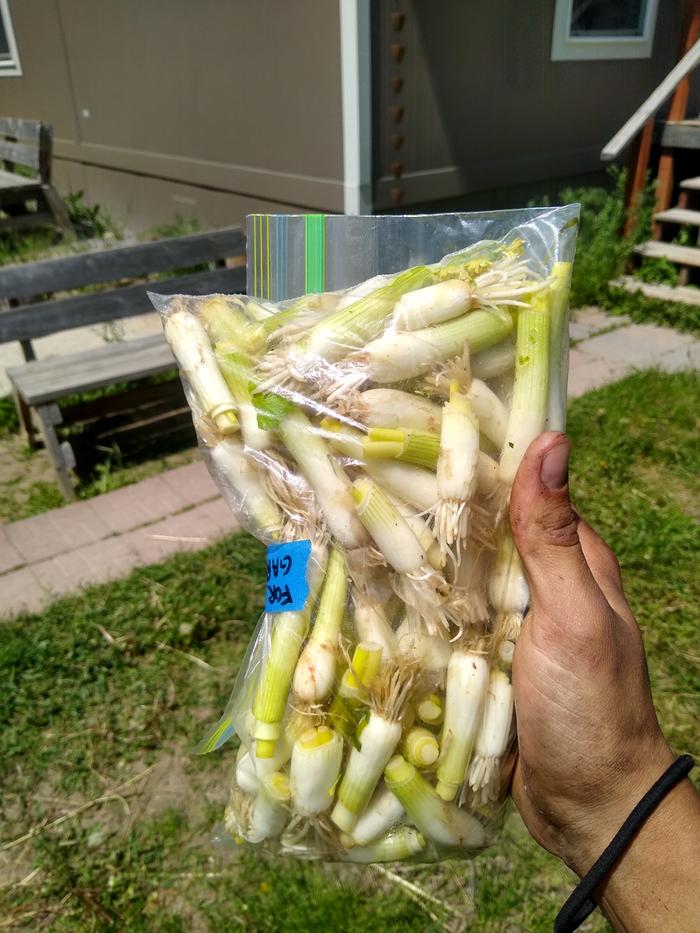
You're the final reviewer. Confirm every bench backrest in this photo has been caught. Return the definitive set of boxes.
[0,117,51,184]
[0,226,246,352]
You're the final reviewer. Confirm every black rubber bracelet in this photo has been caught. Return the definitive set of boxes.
[554,754,695,933]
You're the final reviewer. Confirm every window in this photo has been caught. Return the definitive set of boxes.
[551,0,659,61]
[0,0,22,76]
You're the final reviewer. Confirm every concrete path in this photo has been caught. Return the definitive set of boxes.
[0,308,698,618]
[567,307,698,397]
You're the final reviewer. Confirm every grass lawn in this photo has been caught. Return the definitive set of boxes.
[1,369,698,931]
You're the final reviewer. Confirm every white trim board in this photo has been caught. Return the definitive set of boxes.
[0,0,22,77]
[339,0,372,215]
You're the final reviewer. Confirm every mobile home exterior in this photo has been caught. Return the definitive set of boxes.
[1,0,697,229]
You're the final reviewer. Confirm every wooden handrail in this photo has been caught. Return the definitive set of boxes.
[601,38,700,161]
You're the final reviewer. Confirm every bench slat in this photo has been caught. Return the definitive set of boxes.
[0,168,37,189]
[0,117,42,142]
[0,226,245,300]
[0,263,246,342]
[7,334,177,405]
[0,139,40,171]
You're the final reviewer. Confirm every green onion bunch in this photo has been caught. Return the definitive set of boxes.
[160,234,573,863]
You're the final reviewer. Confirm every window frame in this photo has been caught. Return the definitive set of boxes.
[551,0,659,62]
[0,0,22,77]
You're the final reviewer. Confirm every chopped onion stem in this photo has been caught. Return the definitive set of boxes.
[498,291,551,486]
[385,755,485,848]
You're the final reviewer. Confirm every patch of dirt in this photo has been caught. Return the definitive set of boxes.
[126,750,229,831]
[0,743,230,890]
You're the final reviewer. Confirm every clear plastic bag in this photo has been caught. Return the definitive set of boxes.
[150,205,579,864]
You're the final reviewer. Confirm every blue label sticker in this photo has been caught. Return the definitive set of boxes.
[265,540,312,613]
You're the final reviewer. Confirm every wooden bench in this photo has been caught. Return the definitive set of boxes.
[1,226,246,500]
[0,117,72,235]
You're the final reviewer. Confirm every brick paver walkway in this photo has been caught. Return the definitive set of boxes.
[0,462,238,617]
[0,309,697,618]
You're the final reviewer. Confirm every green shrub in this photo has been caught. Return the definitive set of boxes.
[558,168,649,306]
[546,169,700,333]
[64,190,121,239]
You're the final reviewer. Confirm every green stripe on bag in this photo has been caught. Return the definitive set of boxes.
[305,214,326,294]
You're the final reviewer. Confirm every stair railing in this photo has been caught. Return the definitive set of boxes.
[600,2,700,236]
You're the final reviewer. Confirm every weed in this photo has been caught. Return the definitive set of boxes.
[0,192,121,265]
[64,191,122,240]
[0,395,19,435]
[149,216,201,240]
[146,216,211,278]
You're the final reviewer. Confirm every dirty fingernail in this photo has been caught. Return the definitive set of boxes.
[541,438,569,490]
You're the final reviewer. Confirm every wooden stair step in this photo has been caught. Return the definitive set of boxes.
[654,207,700,226]
[611,276,700,307]
[634,241,700,268]
[680,177,700,191]
[661,120,700,150]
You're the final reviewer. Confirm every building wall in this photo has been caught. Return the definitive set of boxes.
[374,0,693,210]
[2,0,697,227]
[2,0,345,230]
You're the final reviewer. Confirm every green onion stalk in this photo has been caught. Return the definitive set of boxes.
[488,525,529,641]
[393,250,544,332]
[215,348,274,451]
[251,539,328,758]
[350,388,442,434]
[342,826,425,862]
[331,667,414,833]
[280,410,368,549]
[498,288,551,486]
[198,295,267,355]
[385,756,485,849]
[467,669,514,805]
[293,547,348,704]
[436,648,490,802]
[163,306,240,435]
[350,785,405,847]
[351,477,450,638]
[363,427,439,471]
[208,437,283,541]
[545,261,573,433]
[350,309,514,385]
[432,382,481,559]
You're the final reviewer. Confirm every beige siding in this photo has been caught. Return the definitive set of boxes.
[59,163,312,232]
[375,0,689,209]
[3,0,345,228]
[0,1,79,141]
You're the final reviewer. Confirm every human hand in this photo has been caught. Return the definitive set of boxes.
[508,431,674,875]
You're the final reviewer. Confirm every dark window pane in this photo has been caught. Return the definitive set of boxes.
[570,0,647,37]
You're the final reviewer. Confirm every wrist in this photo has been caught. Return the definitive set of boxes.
[555,756,700,933]
[561,736,675,877]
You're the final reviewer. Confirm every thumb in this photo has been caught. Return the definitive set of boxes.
[509,433,605,619]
